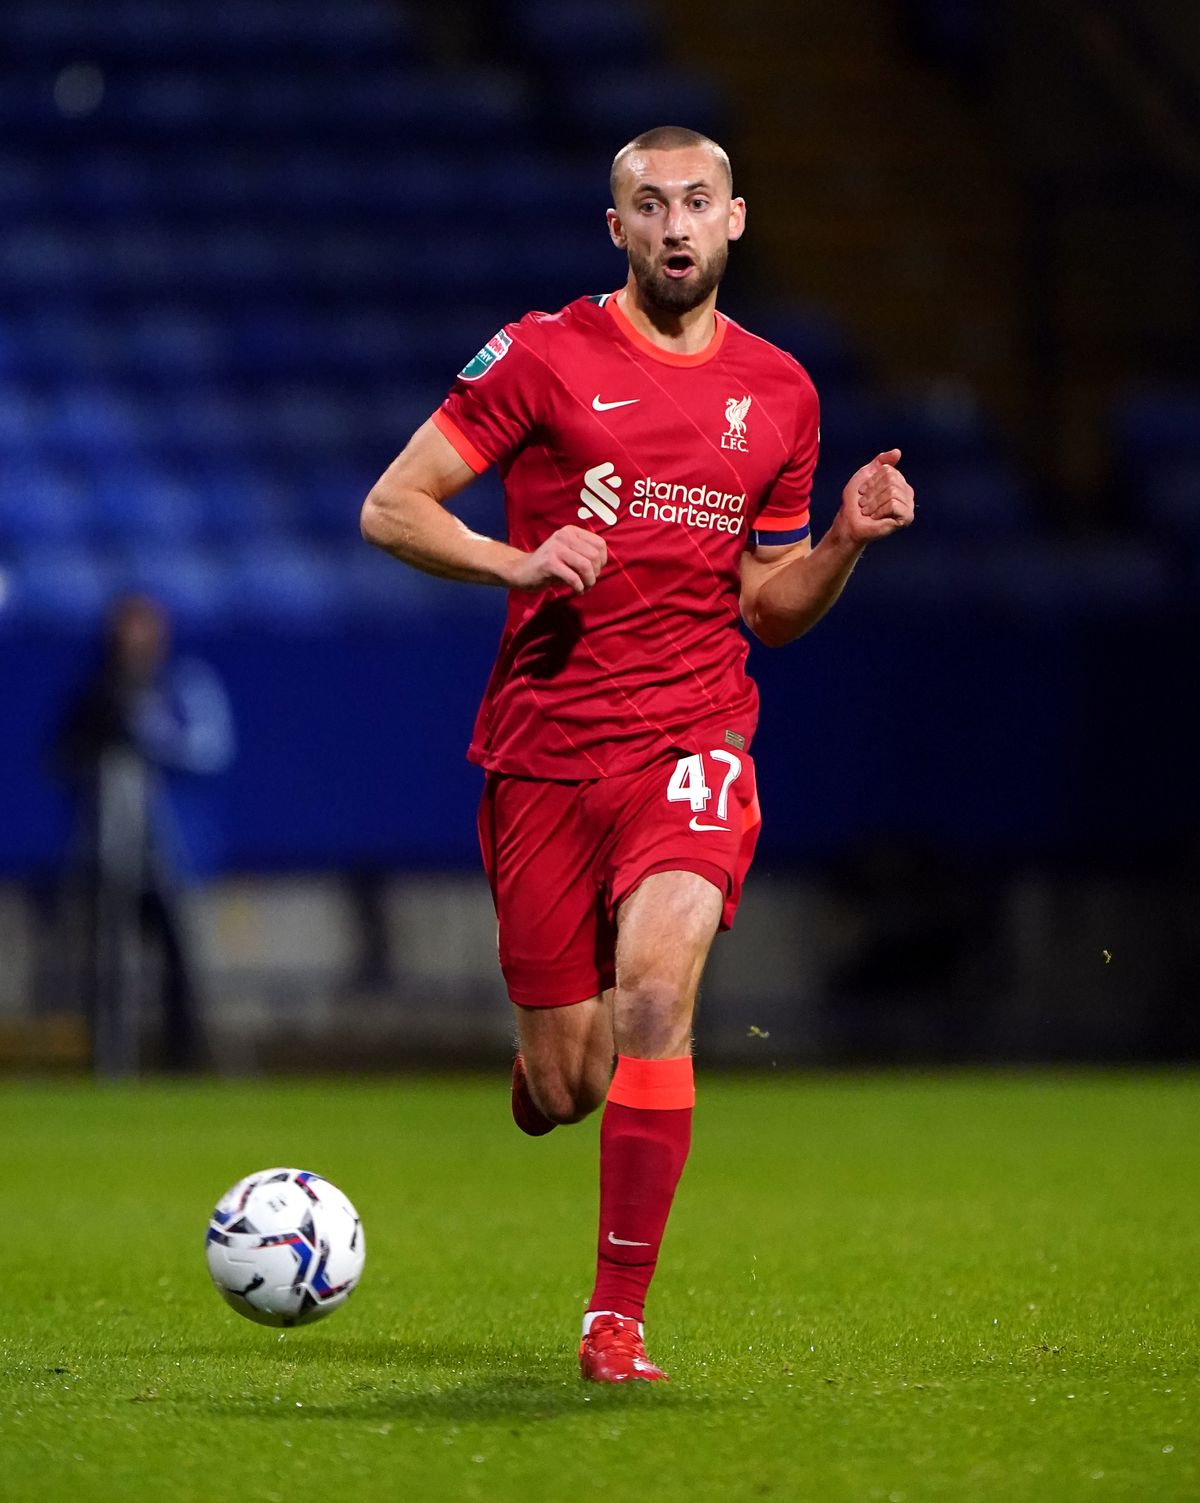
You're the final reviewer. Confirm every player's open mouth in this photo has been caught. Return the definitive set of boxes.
[662,254,695,279]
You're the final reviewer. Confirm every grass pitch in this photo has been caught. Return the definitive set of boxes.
[2,1072,1196,1502]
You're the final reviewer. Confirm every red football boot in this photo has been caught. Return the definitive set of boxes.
[579,1314,669,1383]
[511,1053,557,1136]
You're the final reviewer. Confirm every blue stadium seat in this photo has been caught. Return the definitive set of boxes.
[125,307,226,381]
[115,540,229,629]
[189,465,293,540]
[509,0,659,67]
[96,226,181,292]
[909,459,1033,538]
[0,227,90,292]
[886,384,996,461]
[4,544,118,629]
[0,152,46,214]
[340,538,509,623]
[225,541,347,627]
[90,464,206,543]
[159,390,256,458]
[68,150,153,212]
[48,384,152,456]
[1129,458,1200,539]
[104,68,232,130]
[0,461,89,544]
[14,315,119,380]
[0,384,44,458]
[1114,389,1200,459]
[1,2,99,56]
[181,228,291,295]
[980,540,1173,615]
[741,305,865,387]
[558,69,725,143]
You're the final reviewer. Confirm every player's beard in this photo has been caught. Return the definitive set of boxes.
[628,241,729,316]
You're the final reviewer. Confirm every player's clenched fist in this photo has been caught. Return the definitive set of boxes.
[507,524,609,594]
[840,448,915,542]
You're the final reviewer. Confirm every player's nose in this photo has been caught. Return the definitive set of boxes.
[663,206,690,240]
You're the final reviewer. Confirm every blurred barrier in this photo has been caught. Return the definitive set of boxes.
[3,861,1196,1070]
[2,576,1195,877]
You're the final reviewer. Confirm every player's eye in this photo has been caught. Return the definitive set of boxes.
[690,198,710,211]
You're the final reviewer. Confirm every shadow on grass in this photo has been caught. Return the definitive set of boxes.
[169,1335,482,1368]
[160,1335,716,1423]
[198,1373,714,1424]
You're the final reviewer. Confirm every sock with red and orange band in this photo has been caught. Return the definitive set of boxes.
[584,1054,694,1329]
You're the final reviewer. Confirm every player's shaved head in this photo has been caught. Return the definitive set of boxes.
[610,126,733,203]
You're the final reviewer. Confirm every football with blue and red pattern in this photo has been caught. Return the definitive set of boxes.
[205,1167,365,1327]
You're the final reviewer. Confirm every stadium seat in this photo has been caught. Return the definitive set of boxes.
[189,465,293,540]
[125,307,226,381]
[558,69,725,144]
[743,305,866,387]
[48,384,152,456]
[0,227,91,292]
[115,540,229,629]
[0,461,89,544]
[4,544,118,628]
[508,0,659,68]
[1114,389,1200,459]
[90,464,207,543]
[1135,458,1200,538]
[0,384,45,458]
[224,541,347,627]
[908,459,1034,538]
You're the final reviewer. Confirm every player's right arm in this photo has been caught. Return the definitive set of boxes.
[360,418,607,594]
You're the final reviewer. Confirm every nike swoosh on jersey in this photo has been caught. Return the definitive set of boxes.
[592,395,640,411]
[689,817,729,832]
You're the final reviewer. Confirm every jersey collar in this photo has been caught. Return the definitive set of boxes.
[605,292,728,368]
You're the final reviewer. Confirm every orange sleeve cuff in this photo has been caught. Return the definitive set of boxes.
[752,508,811,533]
[607,1054,695,1111]
[431,408,490,474]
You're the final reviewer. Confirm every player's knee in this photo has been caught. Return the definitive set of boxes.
[615,975,691,1054]
[529,1071,604,1126]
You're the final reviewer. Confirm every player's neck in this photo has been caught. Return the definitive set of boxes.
[615,281,718,356]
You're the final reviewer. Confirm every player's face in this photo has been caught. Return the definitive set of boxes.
[607,147,746,316]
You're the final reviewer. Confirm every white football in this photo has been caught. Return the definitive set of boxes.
[205,1167,365,1327]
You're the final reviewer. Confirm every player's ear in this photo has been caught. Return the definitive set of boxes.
[728,197,747,242]
[606,207,627,249]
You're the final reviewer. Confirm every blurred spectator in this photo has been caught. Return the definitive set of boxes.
[54,595,234,1074]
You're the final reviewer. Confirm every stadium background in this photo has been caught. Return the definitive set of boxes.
[1,0,1197,1074]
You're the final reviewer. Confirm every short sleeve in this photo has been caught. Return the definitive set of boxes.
[431,316,545,474]
[749,376,820,549]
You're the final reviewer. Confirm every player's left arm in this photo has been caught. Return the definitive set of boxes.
[740,448,914,647]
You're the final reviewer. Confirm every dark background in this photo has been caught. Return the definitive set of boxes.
[1,0,1196,1063]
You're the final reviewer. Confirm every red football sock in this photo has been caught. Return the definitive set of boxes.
[586,1055,694,1325]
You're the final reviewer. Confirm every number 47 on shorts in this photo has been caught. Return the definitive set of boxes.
[666,749,742,825]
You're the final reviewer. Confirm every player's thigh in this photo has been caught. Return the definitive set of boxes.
[612,870,723,1054]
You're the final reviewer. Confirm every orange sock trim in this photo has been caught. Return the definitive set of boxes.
[607,1054,695,1111]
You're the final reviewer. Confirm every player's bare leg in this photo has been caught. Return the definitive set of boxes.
[580,870,723,1382]
[512,991,615,1131]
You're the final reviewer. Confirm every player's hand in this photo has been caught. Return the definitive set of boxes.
[839,449,915,543]
[506,525,608,594]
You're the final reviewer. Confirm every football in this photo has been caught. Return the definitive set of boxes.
[205,1167,365,1327]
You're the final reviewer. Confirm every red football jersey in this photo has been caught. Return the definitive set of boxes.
[433,292,820,779]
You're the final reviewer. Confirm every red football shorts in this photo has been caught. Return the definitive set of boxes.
[477,747,762,1008]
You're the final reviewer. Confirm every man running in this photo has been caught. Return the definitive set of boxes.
[360,125,915,1382]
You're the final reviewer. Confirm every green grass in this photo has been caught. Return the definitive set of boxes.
[2,1073,1197,1502]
